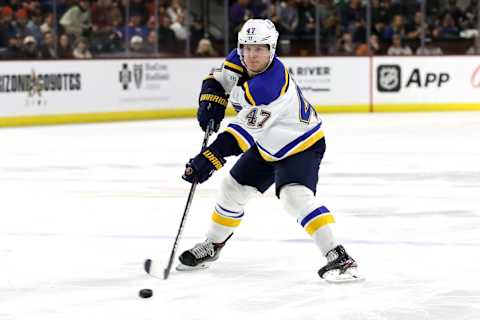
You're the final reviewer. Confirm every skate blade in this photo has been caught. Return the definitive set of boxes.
[322,267,365,283]
[175,262,211,271]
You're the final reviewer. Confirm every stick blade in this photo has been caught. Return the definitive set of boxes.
[144,259,165,279]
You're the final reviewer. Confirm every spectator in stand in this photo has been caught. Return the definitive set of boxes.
[167,0,188,40]
[372,20,388,43]
[335,31,355,55]
[40,30,57,58]
[405,10,430,40]
[126,12,148,41]
[340,0,365,31]
[189,15,205,51]
[72,36,92,58]
[13,9,31,39]
[91,0,113,37]
[157,15,176,53]
[166,0,184,24]
[108,7,125,52]
[387,34,413,55]
[416,37,443,55]
[352,18,367,43]
[23,0,42,13]
[21,35,41,59]
[443,0,466,29]
[60,0,92,39]
[1,36,21,59]
[194,37,218,57]
[0,6,16,48]
[321,14,341,54]
[142,30,158,54]
[27,9,43,45]
[371,0,390,26]
[156,4,167,25]
[129,34,144,55]
[466,35,480,54]
[230,0,253,34]
[438,13,459,38]
[297,0,316,38]
[383,14,406,42]
[277,0,299,37]
[129,0,149,25]
[264,0,279,27]
[58,33,74,58]
[89,0,113,52]
[356,34,380,55]
[40,12,54,34]
[463,0,478,29]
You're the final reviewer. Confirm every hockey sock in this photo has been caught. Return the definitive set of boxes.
[299,206,338,256]
[206,203,243,243]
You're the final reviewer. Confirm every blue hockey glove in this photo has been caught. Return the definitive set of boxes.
[182,148,226,184]
[197,78,228,132]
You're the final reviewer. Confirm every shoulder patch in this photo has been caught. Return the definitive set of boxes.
[242,58,289,106]
[224,49,244,75]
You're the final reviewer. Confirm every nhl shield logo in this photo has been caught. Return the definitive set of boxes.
[377,65,401,92]
[133,64,143,89]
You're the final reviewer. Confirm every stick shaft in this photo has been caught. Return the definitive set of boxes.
[163,120,214,280]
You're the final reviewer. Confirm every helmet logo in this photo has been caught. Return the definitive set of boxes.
[246,27,256,35]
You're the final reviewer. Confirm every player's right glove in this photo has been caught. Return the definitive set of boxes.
[197,78,228,132]
[182,147,226,184]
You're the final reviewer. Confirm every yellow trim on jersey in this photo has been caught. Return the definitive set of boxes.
[287,130,325,157]
[243,82,256,106]
[257,130,325,162]
[257,148,276,162]
[224,61,244,73]
[280,68,289,96]
[304,214,335,235]
[212,211,242,227]
[225,127,250,152]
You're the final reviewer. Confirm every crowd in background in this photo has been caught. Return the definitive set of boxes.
[231,0,480,55]
[0,0,479,59]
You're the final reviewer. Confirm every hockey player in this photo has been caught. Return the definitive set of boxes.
[178,19,363,282]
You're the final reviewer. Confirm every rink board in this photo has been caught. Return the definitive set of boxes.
[372,56,480,112]
[0,57,479,126]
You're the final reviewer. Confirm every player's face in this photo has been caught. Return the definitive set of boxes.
[242,44,270,73]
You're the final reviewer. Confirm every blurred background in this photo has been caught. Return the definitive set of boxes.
[1,0,479,60]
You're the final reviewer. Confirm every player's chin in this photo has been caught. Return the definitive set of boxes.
[248,64,261,72]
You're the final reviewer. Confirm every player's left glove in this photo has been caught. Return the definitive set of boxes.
[182,147,226,184]
[197,78,228,132]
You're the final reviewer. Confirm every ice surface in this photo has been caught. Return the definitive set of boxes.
[1,112,480,320]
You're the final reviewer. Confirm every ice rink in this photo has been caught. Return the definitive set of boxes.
[1,112,480,320]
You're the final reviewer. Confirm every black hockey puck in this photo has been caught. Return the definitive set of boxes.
[139,288,153,299]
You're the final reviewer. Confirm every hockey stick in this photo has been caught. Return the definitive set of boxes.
[145,119,215,280]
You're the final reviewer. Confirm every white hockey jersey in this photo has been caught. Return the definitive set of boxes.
[212,49,324,162]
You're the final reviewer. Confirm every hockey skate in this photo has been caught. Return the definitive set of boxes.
[318,245,364,283]
[176,235,231,271]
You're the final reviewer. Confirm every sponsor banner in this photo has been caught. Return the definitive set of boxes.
[0,57,369,119]
[1,56,479,125]
[283,57,369,108]
[373,56,480,104]
[0,59,222,117]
